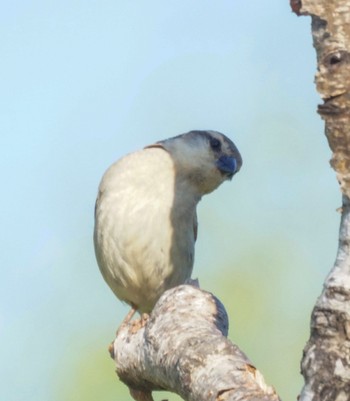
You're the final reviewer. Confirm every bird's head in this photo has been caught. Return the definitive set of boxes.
[147,130,242,196]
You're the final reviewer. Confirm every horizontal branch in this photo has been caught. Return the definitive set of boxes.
[110,285,280,401]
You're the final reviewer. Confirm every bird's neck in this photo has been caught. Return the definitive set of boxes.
[172,176,202,215]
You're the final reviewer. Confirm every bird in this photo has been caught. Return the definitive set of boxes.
[94,130,242,322]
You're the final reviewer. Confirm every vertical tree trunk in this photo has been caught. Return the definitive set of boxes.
[291,1,350,400]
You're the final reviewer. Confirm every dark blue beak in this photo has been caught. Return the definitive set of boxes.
[216,155,238,178]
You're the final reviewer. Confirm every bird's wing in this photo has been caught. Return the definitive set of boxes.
[94,193,100,219]
[144,143,165,151]
[193,209,198,242]
[94,189,103,219]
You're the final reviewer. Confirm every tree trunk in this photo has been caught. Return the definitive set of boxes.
[291,1,350,400]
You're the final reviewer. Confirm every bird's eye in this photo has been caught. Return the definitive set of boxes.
[210,137,221,151]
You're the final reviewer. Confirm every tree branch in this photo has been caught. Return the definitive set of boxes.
[110,285,280,401]
[291,1,350,399]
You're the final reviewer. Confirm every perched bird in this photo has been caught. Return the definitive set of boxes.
[94,130,242,319]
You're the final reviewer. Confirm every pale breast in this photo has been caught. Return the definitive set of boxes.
[94,147,195,312]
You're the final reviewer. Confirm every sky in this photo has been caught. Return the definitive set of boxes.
[0,1,340,401]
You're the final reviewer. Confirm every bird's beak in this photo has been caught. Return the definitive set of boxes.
[216,155,238,179]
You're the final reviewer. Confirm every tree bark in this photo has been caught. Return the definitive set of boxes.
[291,1,350,400]
[110,285,280,401]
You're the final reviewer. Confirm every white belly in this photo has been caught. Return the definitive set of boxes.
[94,147,196,312]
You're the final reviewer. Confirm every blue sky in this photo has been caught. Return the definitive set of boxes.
[0,2,340,400]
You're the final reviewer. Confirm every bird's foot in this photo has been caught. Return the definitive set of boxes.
[141,312,150,326]
[130,313,149,334]
[115,305,138,334]
[110,305,139,357]
[122,305,138,325]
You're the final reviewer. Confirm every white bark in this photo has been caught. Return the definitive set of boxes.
[291,1,350,399]
[111,285,280,401]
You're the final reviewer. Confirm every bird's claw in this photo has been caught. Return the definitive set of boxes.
[130,313,149,334]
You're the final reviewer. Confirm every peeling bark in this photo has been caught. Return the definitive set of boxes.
[111,285,280,401]
[291,1,350,400]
